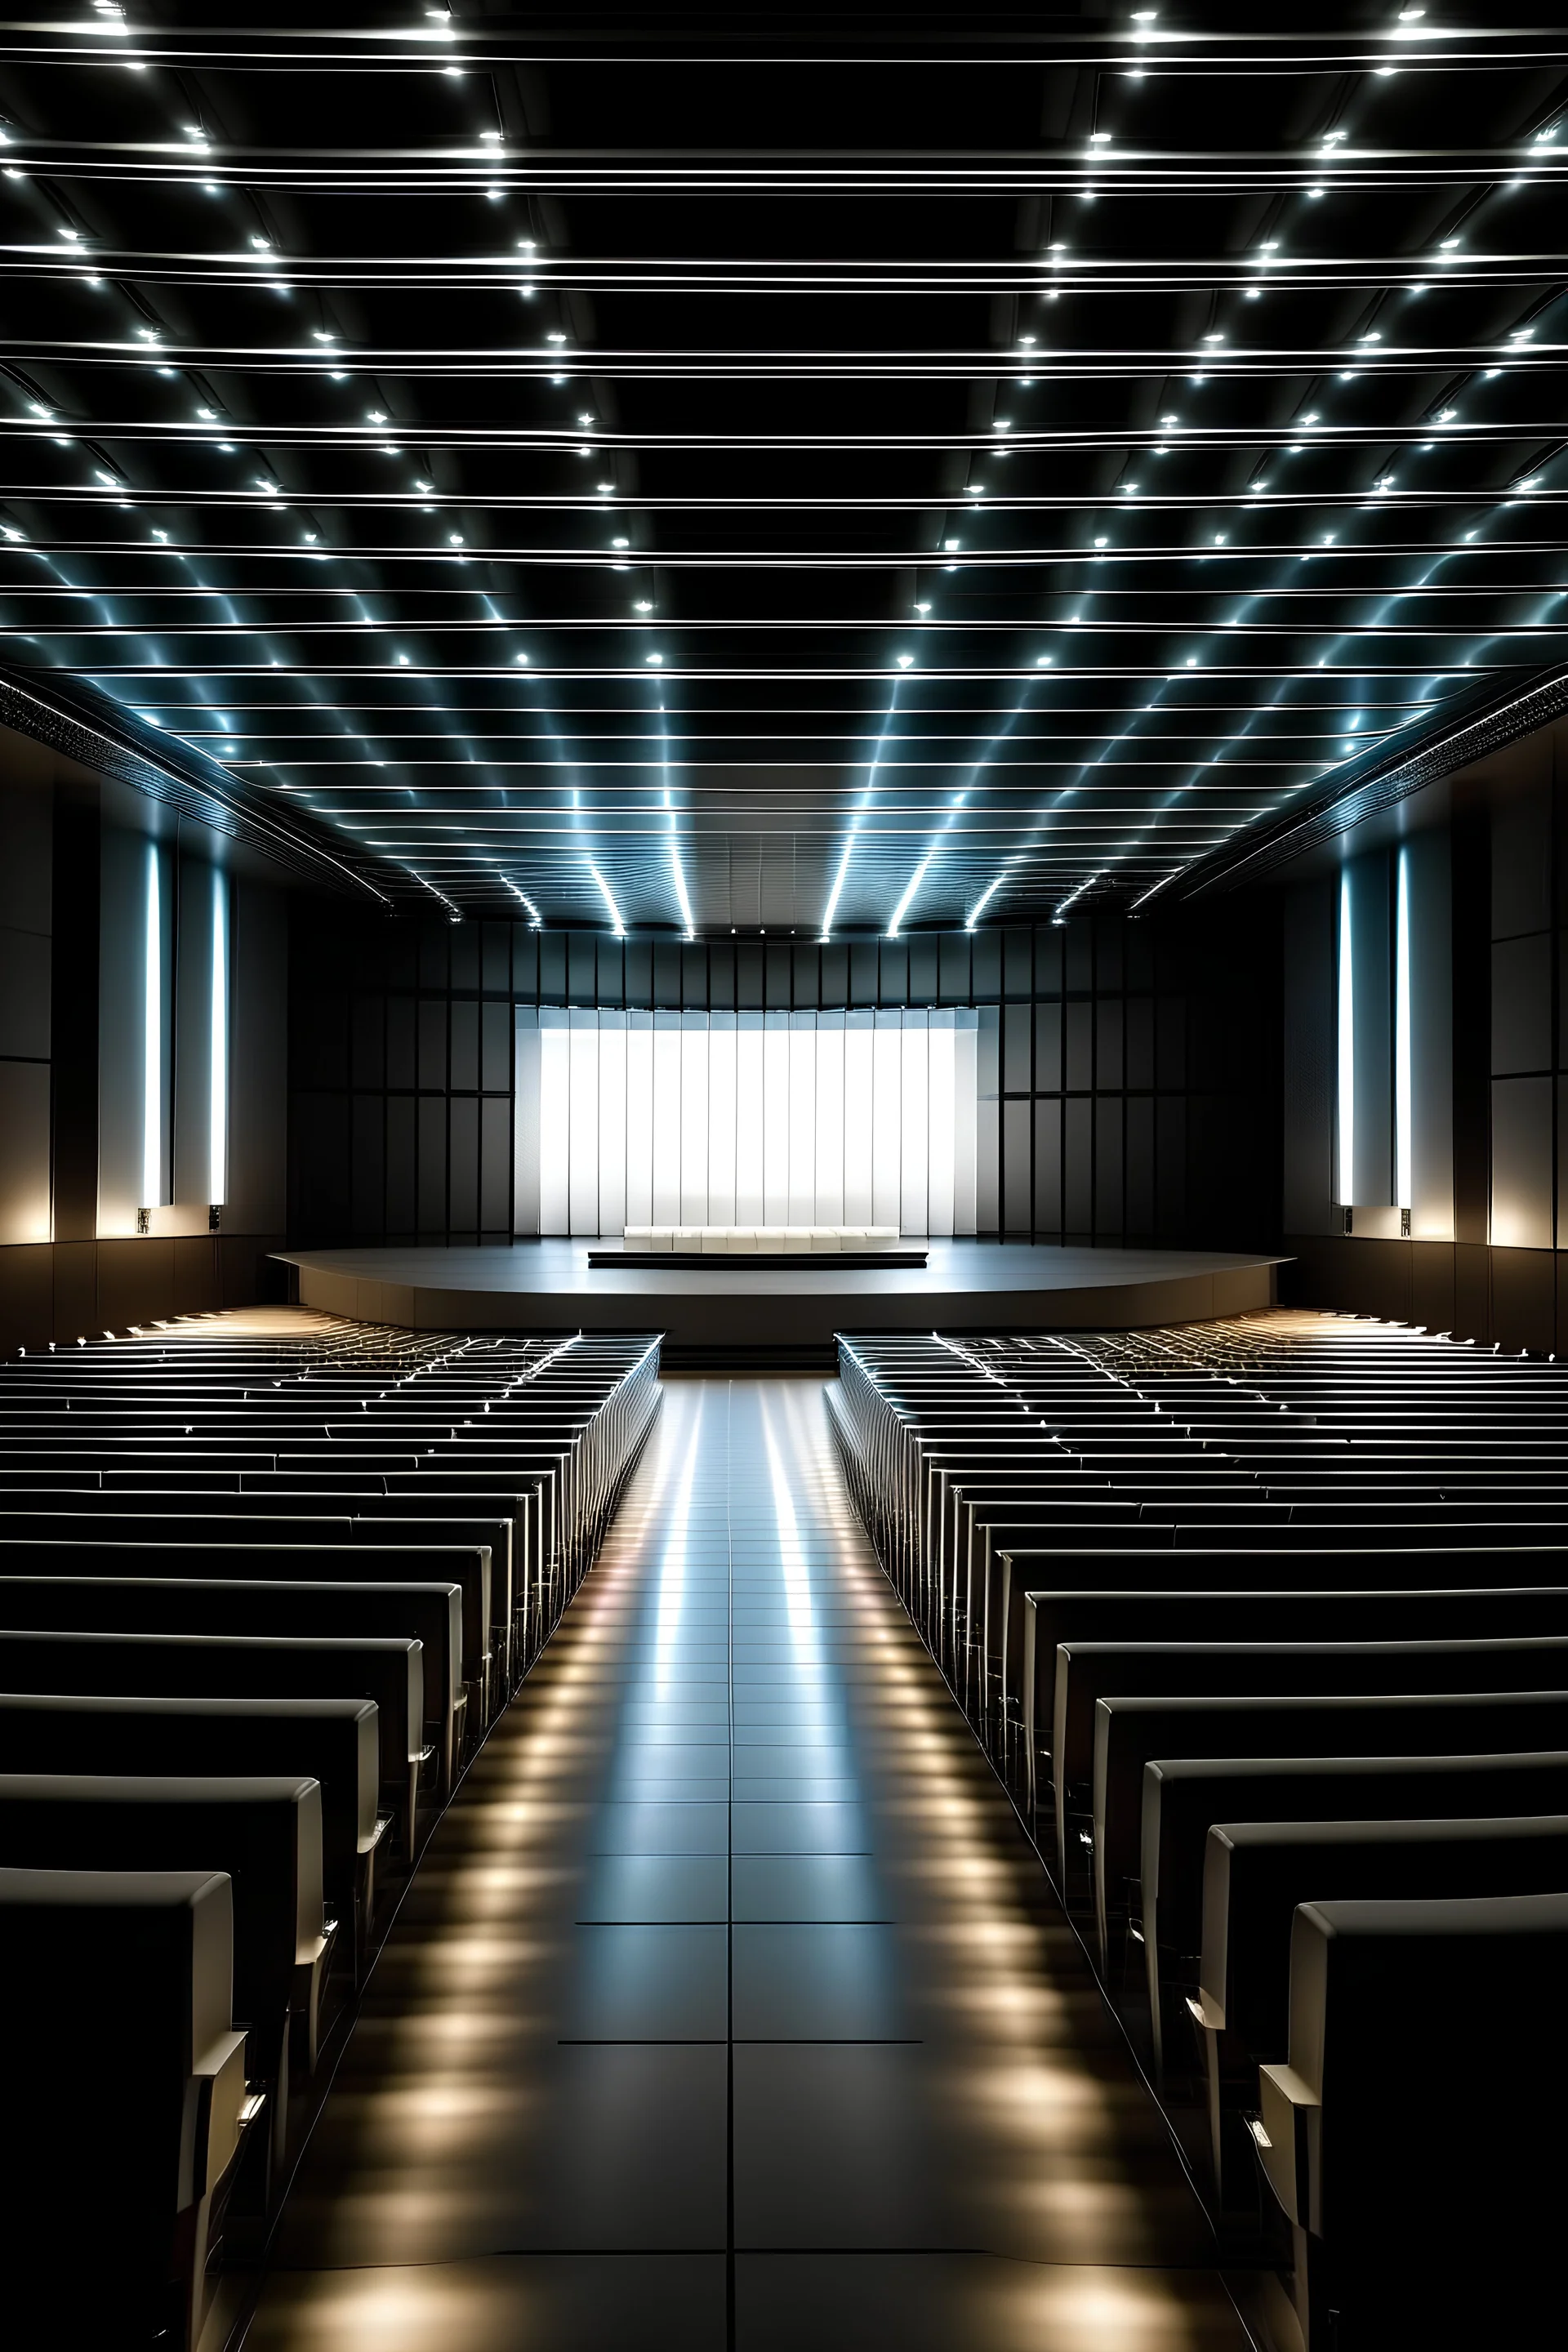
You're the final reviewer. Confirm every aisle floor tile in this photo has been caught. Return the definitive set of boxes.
[245,1376,1247,2351]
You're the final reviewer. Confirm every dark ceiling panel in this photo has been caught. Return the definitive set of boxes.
[0,4,1564,935]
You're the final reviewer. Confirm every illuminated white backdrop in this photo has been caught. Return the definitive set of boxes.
[514,1007,979,1236]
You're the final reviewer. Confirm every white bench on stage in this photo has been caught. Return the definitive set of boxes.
[591,1226,929,1269]
[622,1226,905,1254]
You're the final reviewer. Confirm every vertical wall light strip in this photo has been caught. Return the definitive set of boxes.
[209,868,228,1206]
[142,842,162,1212]
[1394,845,1413,1214]
[1337,870,1355,1206]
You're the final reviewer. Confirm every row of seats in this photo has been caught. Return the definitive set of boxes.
[828,1311,1568,2350]
[0,1311,661,2351]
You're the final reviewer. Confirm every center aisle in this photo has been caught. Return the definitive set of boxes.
[247,1379,1249,2351]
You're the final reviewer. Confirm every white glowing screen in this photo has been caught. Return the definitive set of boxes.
[519,1008,978,1236]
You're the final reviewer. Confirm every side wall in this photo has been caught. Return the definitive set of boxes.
[289,902,1281,1250]
[0,739,291,1356]
[1278,713,1568,1348]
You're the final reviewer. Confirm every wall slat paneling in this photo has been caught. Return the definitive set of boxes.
[288,908,1279,1250]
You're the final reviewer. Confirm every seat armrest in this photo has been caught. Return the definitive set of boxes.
[1188,1985,1225,2030]
[1257,2061,1321,2233]
[292,1924,337,2073]
[179,2029,250,2207]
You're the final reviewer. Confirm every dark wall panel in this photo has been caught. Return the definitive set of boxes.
[289,904,1281,1250]
[450,998,479,1093]
[350,1098,383,1238]
[1125,1095,1155,1237]
[1094,1098,1124,1236]
[416,1097,447,1235]
[449,1094,479,1237]
[1002,1002,1032,1094]
[1064,1097,1094,1234]
[1034,1001,1062,1093]
[1491,1075,1553,1250]
[1002,1099,1031,1234]
[1033,1098,1062,1233]
[385,1098,415,1233]
[480,1096,512,1232]
[1491,934,1552,1078]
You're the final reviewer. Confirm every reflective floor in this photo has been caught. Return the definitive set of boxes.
[246,1380,1250,2350]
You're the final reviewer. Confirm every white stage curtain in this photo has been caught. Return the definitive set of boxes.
[515,1006,978,1237]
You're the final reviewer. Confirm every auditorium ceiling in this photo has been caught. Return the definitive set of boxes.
[0,6,1566,931]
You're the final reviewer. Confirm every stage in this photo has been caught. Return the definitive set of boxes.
[275,1240,1284,1364]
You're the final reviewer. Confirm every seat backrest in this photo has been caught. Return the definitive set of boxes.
[1094,1690,1568,1961]
[1203,1814,1568,2053]
[1143,1748,1568,1963]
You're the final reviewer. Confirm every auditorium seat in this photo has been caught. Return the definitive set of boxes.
[1139,1748,1568,2078]
[1255,1893,1568,2346]
[0,1314,662,2325]
[0,1692,381,1976]
[0,1570,466,1797]
[0,1866,254,2350]
[831,1309,1568,2306]
[1094,1689,1568,1970]
[1058,1630,1568,1905]
[0,1774,328,2180]
[1197,1815,1568,2212]
[0,1502,514,1711]
[1023,1581,1568,1815]
[0,1628,428,1849]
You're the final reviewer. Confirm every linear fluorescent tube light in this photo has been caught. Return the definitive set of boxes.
[819,832,857,940]
[1337,870,1355,1205]
[1053,872,1098,924]
[1395,846,1412,1212]
[670,838,695,939]
[587,859,625,935]
[965,875,1005,930]
[209,868,227,1206]
[141,842,161,1213]
[887,847,937,938]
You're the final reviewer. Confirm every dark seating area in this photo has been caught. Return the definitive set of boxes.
[0,1312,659,2349]
[831,1310,1568,2346]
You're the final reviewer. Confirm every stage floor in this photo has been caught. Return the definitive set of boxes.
[276,1239,1283,1355]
